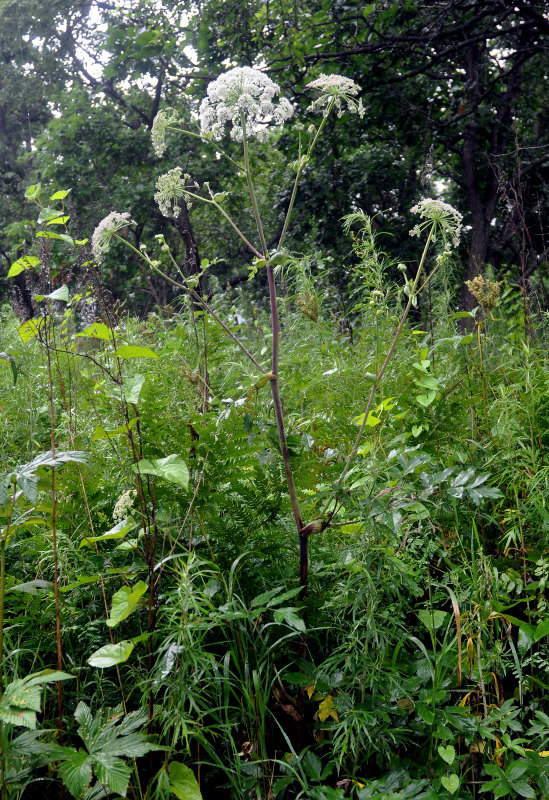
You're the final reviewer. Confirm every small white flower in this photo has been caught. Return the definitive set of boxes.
[151,107,181,158]
[409,198,463,246]
[91,212,135,263]
[199,66,294,142]
[154,167,187,217]
[113,489,137,523]
[306,73,364,118]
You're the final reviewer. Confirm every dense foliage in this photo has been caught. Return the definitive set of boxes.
[1,2,549,799]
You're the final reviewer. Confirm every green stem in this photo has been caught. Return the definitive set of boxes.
[241,115,268,257]
[325,225,436,506]
[164,125,242,171]
[278,97,335,251]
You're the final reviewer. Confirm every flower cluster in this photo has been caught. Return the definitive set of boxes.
[465,274,502,311]
[91,211,134,263]
[151,107,181,158]
[409,198,463,246]
[154,167,189,218]
[113,489,137,523]
[199,66,294,142]
[306,74,364,118]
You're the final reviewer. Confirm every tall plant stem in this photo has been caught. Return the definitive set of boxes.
[242,118,307,589]
[45,331,64,746]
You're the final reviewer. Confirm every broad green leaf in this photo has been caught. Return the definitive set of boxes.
[34,285,69,303]
[18,317,45,344]
[37,206,63,223]
[25,183,41,199]
[132,455,189,489]
[36,230,75,245]
[46,215,70,226]
[92,417,138,441]
[169,762,203,800]
[418,609,447,631]
[87,640,135,668]
[76,322,113,342]
[7,255,41,278]
[106,581,148,628]
[94,753,131,796]
[415,374,438,390]
[438,744,455,764]
[50,189,70,200]
[352,411,381,427]
[114,345,159,359]
[58,750,93,797]
[122,374,146,405]
[416,390,436,407]
[80,519,136,548]
[273,607,306,631]
[8,579,53,594]
[60,574,101,593]
[440,774,459,794]
[535,619,549,641]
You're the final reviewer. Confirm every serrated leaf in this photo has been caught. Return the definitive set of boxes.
[273,607,306,631]
[114,345,159,359]
[106,581,148,628]
[58,750,93,797]
[169,762,203,800]
[94,753,131,795]
[87,640,135,668]
[132,455,189,489]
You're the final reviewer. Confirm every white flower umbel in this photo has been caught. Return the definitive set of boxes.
[306,74,364,118]
[409,198,463,247]
[113,489,137,523]
[154,167,189,217]
[151,107,181,158]
[199,66,294,142]
[91,211,135,263]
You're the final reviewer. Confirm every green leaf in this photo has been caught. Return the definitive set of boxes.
[18,317,45,344]
[25,183,41,199]
[58,750,93,797]
[273,607,306,631]
[122,374,145,404]
[87,640,135,668]
[169,762,203,800]
[7,255,41,278]
[114,345,159,359]
[79,519,136,548]
[534,619,549,641]
[415,374,438,390]
[440,774,459,794]
[416,390,436,407]
[34,285,69,303]
[76,322,114,342]
[50,190,70,200]
[36,230,75,245]
[92,417,138,441]
[106,581,148,628]
[418,609,447,631]
[132,455,189,489]
[37,206,63,223]
[46,215,70,226]
[8,579,53,594]
[438,744,455,764]
[94,753,131,796]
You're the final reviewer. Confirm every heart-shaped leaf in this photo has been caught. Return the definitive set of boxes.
[438,744,455,764]
[441,774,459,794]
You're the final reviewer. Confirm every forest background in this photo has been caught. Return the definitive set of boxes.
[0,1,549,799]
